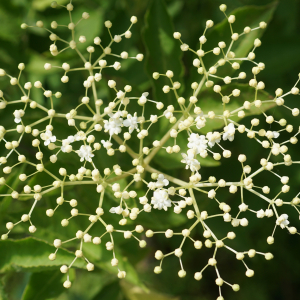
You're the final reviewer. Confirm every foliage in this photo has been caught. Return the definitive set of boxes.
[1,1,300,300]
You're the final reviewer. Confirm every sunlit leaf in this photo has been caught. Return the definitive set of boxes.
[197,83,275,132]
[143,0,183,104]
[21,270,70,300]
[32,0,69,11]
[0,237,85,273]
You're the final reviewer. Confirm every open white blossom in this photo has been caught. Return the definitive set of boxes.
[74,131,86,141]
[13,109,24,123]
[276,214,290,228]
[139,92,149,104]
[40,130,56,146]
[187,133,208,154]
[67,135,75,143]
[223,123,236,141]
[155,174,169,188]
[104,112,123,136]
[101,140,112,149]
[151,189,171,211]
[195,113,206,129]
[123,112,139,133]
[206,131,221,148]
[181,152,200,172]
[61,141,70,153]
[76,145,94,162]
[61,136,75,152]
[61,136,73,152]
[1,2,300,296]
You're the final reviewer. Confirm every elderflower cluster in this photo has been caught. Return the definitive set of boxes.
[0,2,300,298]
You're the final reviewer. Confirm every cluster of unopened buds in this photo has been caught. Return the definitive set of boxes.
[0,1,300,298]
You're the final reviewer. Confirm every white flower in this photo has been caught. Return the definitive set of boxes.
[104,112,123,136]
[67,135,75,143]
[208,189,216,199]
[123,112,139,133]
[139,92,148,104]
[147,182,156,190]
[61,140,70,152]
[76,145,94,162]
[155,174,169,188]
[84,234,92,243]
[117,90,125,99]
[101,140,112,149]
[113,61,121,70]
[265,209,274,217]
[61,142,69,153]
[109,206,123,214]
[206,131,221,148]
[266,131,280,139]
[163,110,173,119]
[139,196,148,204]
[151,189,171,211]
[223,123,235,141]
[180,43,189,51]
[256,209,265,218]
[239,203,248,212]
[181,152,200,172]
[61,135,75,152]
[195,113,206,129]
[78,167,86,174]
[150,115,158,123]
[187,133,208,154]
[74,131,86,141]
[40,130,56,146]
[223,212,231,222]
[276,214,289,228]
[13,109,24,123]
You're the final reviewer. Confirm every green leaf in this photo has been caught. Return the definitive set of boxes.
[32,0,69,11]
[0,49,14,65]
[0,8,22,42]
[91,281,122,300]
[0,271,28,300]
[0,276,8,300]
[153,130,220,168]
[0,164,27,218]
[0,237,85,273]
[139,209,187,231]
[197,83,275,133]
[153,150,183,170]
[143,0,183,104]
[56,270,116,300]
[83,242,148,291]
[154,148,220,169]
[26,54,57,75]
[74,9,104,51]
[231,4,277,58]
[203,2,277,76]
[21,270,68,300]
[121,280,180,300]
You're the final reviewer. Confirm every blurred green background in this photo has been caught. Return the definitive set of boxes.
[1,0,300,300]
